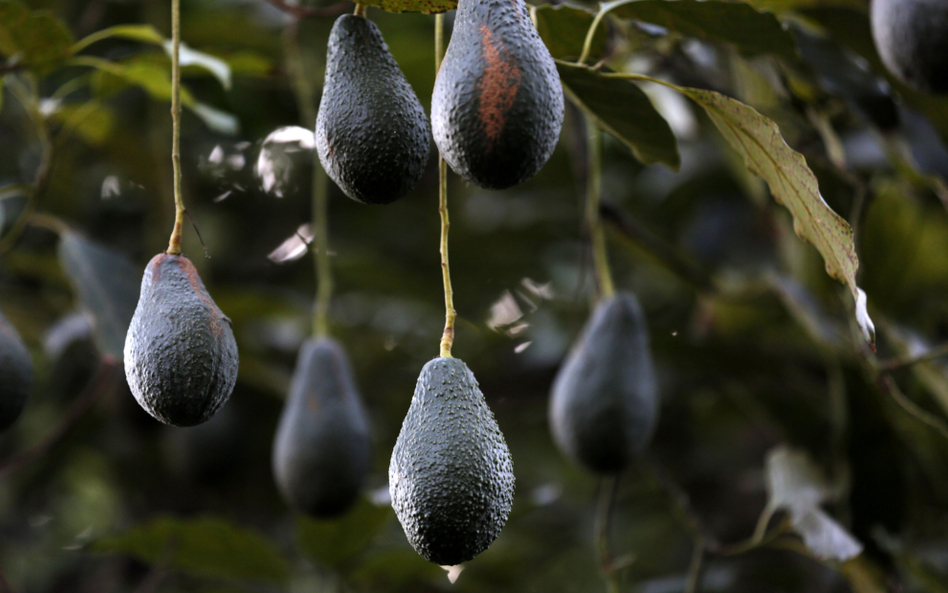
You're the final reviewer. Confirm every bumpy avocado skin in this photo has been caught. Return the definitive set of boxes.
[0,308,32,431]
[549,293,659,474]
[389,357,515,566]
[272,337,371,518]
[124,254,239,427]
[871,0,948,94]
[431,0,564,190]
[316,14,431,205]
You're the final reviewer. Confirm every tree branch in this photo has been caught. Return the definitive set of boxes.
[600,203,716,294]
[0,358,118,479]
[262,0,351,18]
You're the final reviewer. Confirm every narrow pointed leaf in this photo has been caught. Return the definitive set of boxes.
[680,86,874,345]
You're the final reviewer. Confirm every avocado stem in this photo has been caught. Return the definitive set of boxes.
[594,475,621,593]
[435,13,456,359]
[586,121,615,300]
[354,2,367,17]
[284,23,334,337]
[166,0,185,256]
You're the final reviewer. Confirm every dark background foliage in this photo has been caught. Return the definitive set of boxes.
[0,0,947,591]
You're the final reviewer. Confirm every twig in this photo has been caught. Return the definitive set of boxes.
[166,0,186,255]
[594,475,622,593]
[0,359,117,479]
[262,0,351,18]
[878,375,948,441]
[881,342,948,372]
[600,203,715,294]
[283,20,333,337]
[683,544,704,593]
[586,122,615,300]
[435,13,456,359]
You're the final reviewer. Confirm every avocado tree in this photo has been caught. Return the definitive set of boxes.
[0,0,946,591]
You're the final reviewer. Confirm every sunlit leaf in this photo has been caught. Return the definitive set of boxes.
[603,0,799,63]
[765,446,862,562]
[93,516,289,583]
[58,231,139,362]
[680,86,874,345]
[164,41,232,90]
[72,24,164,54]
[556,61,681,169]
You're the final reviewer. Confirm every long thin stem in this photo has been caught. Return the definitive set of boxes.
[313,163,332,336]
[586,121,615,300]
[595,476,621,593]
[166,0,185,255]
[435,13,456,358]
[284,23,333,337]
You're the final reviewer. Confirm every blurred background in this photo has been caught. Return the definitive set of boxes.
[1,0,948,591]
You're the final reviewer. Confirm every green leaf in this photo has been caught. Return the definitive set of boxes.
[533,4,608,63]
[93,516,289,583]
[296,500,391,570]
[556,61,680,169]
[361,0,456,14]
[51,101,116,146]
[0,2,74,73]
[72,24,164,54]
[164,41,232,90]
[81,54,239,135]
[58,231,139,362]
[765,447,863,562]
[604,0,799,63]
[679,86,874,345]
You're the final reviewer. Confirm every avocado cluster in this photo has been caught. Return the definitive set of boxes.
[871,0,948,94]
[272,337,371,518]
[389,357,515,566]
[0,307,32,431]
[549,293,659,473]
[124,254,239,427]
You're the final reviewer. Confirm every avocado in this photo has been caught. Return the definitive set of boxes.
[389,357,514,565]
[272,337,371,518]
[431,0,564,190]
[316,14,431,205]
[549,293,659,474]
[124,254,239,427]
[0,307,32,431]
[871,0,948,94]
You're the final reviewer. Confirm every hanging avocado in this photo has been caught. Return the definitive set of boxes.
[549,293,659,474]
[431,0,564,190]
[124,254,239,427]
[272,337,371,518]
[316,14,431,205]
[871,0,948,94]
[389,357,515,566]
[0,307,32,431]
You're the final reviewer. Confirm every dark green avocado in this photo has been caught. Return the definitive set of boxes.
[549,293,658,474]
[871,0,948,94]
[316,14,431,205]
[0,307,32,431]
[124,253,238,427]
[272,337,371,518]
[389,357,514,566]
[431,0,564,190]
